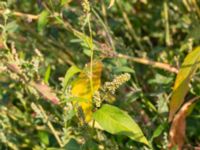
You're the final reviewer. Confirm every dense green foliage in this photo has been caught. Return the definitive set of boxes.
[1,0,200,149]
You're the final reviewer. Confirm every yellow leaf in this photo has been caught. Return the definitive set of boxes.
[108,0,115,8]
[169,46,200,121]
[71,61,103,122]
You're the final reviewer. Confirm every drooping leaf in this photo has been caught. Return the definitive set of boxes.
[93,104,150,146]
[168,97,199,150]
[71,61,103,122]
[38,10,49,32]
[63,65,81,92]
[169,47,200,121]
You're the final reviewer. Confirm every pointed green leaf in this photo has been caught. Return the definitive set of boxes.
[169,47,200,121]
[38,10,49,32]
[63,66,81,92]
[38,131,49,145]
[44,65,51,84]
[93,104,149,146]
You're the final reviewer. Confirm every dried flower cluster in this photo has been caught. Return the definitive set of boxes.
[93,73,130,108]
[104,73,131,94]
[93,91,101,107]
[82,0,90,13]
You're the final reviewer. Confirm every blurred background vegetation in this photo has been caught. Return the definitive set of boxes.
[0,0,200,149]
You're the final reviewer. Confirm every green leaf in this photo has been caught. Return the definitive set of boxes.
[38,10,49,32]
[113,66,135,74]
[151,122,167,141]
[64,139,81,150]
[38,131,49,145]
[65,97,88,103]
[5,21,18,33]
[63,66,81,92]
[169,46,200,121]
[61,0,68,6]
[44,65,51,84]
[93,104,150,146]
[46,148,64,150]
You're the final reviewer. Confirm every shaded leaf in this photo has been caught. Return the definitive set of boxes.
[169,97,199,150]
[113,66,135,74]
[151,122,167,141]
[169,47,200,121]
[93,104,150,146]
[64,138,81,150]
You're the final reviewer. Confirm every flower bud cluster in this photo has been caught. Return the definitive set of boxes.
[104,73,131,94]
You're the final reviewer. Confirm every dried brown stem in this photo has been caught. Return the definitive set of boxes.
[0,10,39,20]
[116,53,179,74]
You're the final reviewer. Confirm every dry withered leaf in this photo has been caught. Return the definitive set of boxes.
[168,97,199,150]
[7,63,22,74]
[32,82,59,104]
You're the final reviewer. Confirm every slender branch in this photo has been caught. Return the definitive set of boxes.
[0,10,39,20]
[38,105,63,147]
[116,53,179,74]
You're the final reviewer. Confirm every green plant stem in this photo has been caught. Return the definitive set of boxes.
[163,0,172,46]
[38,105,64,147]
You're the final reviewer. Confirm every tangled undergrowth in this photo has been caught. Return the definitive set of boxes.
[1,0,200,149]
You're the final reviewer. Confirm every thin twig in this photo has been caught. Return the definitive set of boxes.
[0,10,39,20]
[38,105,64,147]
[116,53,179,74]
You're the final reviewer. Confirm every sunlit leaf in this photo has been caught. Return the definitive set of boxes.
[63,65,81,92]
[71,61,103,122]
[38,131,49,146]
[93,104,150,146]
[108,0,115,8]
[38,10,49,32]
[44,65,51,84]
[169,47,200,121]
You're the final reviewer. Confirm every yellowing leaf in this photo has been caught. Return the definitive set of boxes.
[169,47,200,121]
[71,61,103,122]
[168,97,199,150]
[108,0,115,8]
